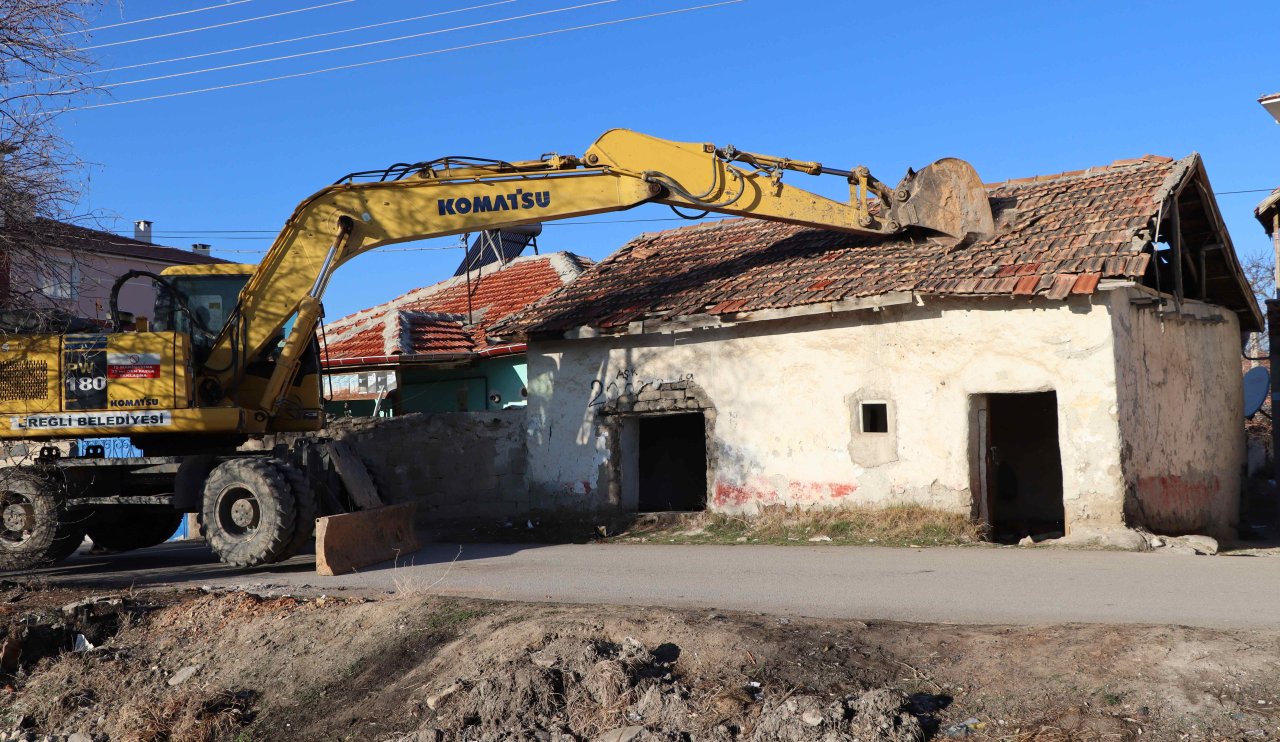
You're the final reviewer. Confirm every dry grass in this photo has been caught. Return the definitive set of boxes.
[617,504,984,547]
[389,545,462,598]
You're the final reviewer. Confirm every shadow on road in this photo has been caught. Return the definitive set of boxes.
[1,538,549,590]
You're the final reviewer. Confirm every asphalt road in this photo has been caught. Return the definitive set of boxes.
[13,540,1280,629]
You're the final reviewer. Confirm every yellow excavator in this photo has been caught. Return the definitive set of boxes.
[0,129,994,569]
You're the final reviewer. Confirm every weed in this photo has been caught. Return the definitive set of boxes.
[616,504,982,547]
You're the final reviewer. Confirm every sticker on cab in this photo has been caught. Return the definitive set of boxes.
[106,352,162,379]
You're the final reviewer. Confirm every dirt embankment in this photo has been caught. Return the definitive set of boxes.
[0,581,1277,741]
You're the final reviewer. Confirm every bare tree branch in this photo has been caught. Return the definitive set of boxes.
[0,0,102,327]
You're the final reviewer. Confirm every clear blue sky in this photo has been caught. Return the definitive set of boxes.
[58,0,1280,320]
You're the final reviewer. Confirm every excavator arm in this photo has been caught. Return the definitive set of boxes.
[202,129,993,430]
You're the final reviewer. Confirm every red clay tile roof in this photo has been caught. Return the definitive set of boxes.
[497,154,1259,335]
[0,218,227,265]
[321,252,591,366]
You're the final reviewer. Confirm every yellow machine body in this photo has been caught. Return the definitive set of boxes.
[0,331,198,436]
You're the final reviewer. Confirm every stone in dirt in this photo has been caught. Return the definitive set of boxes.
[166,664,200,687]
[596,727,646,742]
[749,688,926,742]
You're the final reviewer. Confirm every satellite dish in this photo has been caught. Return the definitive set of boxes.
[1244,366,1269,418]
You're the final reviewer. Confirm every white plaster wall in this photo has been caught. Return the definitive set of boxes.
[1109,288,1244,537]
[525,294,1128,530]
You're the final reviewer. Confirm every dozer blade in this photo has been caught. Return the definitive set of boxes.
[315,503,419,576]
[891,158,994,240]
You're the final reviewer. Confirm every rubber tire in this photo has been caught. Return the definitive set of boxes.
[272,461,317,561]
[200,458,297,567]
[0,469,87,571]
[85,507,184,552]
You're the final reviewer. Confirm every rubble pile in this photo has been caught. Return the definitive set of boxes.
[407,636,932,742]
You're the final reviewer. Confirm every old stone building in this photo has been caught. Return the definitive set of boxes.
[494,154,1260,540]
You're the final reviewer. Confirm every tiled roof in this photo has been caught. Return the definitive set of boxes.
[320,252,591,366]
[496,154,1258,335]
[0,218,227,265]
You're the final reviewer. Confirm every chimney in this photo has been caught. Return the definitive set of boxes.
[191,243,211,257]
[133,220,153,243]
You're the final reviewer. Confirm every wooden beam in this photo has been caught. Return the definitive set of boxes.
[1199,245,1207,300]
[1171,195,1184,301]
[324,440,383,509]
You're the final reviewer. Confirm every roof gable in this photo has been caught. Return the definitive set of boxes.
[495,154,1260,336]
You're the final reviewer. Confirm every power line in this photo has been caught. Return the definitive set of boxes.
[77,0,357,51]
[43,1,517,82]
[1218,188,1278,195]
[52,1,746,112]
[63,1,255,36]
[145,217,732,236]
[123,217,737,251]
[102,0,622,91]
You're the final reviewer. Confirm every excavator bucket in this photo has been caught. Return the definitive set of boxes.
[891,158,995,240]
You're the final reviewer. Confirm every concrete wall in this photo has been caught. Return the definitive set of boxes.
[325,410,528,525]
[525,293,1132,532]
[1110,288,1244,537]
[251,410,528,526]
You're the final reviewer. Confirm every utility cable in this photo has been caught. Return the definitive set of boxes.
[62,1,255,36]
[141,216,736,236]
[100,0,620,90]
[40,0,516,82]
[77,0,357,51]
[50,1,745,112]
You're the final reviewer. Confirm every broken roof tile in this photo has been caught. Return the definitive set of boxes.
[1071,273,1102,295]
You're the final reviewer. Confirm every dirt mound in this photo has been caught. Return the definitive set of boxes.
[412,635,936,741]
[3,588,1280,741]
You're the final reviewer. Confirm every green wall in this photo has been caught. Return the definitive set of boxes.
[324,355,528,417]
[399,356,528,414]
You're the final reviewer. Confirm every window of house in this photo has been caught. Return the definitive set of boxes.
[37,258,79,301]
[861,402,889,433]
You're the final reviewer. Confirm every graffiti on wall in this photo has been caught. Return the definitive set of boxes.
[588,368,695,408]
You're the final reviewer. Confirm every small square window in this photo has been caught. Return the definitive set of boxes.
[861,402,889,433]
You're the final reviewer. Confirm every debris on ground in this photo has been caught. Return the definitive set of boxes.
[0,584,1277,741]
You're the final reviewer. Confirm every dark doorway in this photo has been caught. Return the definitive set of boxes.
[638,414,707,512]
[979,392,1065,543]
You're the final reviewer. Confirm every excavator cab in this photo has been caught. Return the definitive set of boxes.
[152,264,253,365]
[153,264,326,433]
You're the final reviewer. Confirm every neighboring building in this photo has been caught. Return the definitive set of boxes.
[496,154,1260,540]
[320,252,591,417]
[0,218,224,322]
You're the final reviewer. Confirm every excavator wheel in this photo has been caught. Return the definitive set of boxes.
[0,468,87,571]
[84,506,184,553]
[271,460,317,561]
[200,458,298,568]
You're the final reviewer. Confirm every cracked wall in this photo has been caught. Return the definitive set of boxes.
[1110,288,1243,537]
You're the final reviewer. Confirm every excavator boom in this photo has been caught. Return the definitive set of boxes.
[206,129,992,430]
[1,129,993,441]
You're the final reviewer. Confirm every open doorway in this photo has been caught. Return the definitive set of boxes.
[975,392,1065,542]
[637,413,707,512]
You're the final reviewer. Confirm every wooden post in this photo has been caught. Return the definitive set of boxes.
[1170,195,1184,302]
